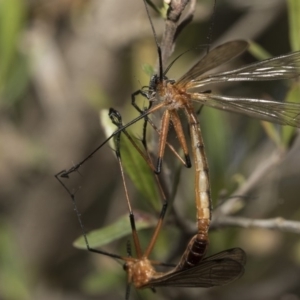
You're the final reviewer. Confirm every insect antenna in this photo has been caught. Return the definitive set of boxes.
[142,0,163,81]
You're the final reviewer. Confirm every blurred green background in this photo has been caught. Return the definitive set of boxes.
[1,0,300,299]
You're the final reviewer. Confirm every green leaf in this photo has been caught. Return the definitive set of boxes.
[286,0,300,146]
[73,212,156,249]
[145,0,161,15]
[160,1,170,19]
[119,132,161,211]
[0,0,26,86]
[287,0,300,51]
[144,0,169,18]
[99,109,161,212]
[142,63,155,77]
[248,42,271,60]
[282,84,300,147]
[0,221,31,300]
[99,109,116,150]
[260,121,281,148]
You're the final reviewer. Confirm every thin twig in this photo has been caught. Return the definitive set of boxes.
[211,216,300,234]
[174,0,196,42]
[213,150,283,218]
[159,0,191,69]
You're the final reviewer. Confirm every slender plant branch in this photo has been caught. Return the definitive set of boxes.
[210,146,300,235]
[174,0,196,42]
[211,216,300,234]
[159,0,192,69]
[213,150,283,218]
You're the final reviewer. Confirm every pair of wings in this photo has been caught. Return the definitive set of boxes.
[171,40,300,128]
[143,247,246,288]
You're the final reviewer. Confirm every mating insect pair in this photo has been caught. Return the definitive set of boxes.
[58,107,246,298]
[56,0,300,298]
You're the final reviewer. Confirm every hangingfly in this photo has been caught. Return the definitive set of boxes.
[126,12,300,265]
[136,40,300,173]
[54,2,255,298]
[57,19,300,276]
[58,40,300,179]
[56,108,246,299]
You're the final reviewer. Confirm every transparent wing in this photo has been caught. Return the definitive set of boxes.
[143,248,246,288]
[203,248,246,265]
[192,93,300,127]
[144,258,245,288]
[186,50,300,89]
[176,40,249,88]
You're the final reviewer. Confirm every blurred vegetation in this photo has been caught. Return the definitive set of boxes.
[1,0,300,300]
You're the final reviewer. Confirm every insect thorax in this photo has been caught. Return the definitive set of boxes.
[126,258,156,288]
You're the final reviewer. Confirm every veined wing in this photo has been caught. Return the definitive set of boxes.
[176,40,249,88]
[143,258,245,288]
[202,248,246,265]
[192,93,300,127]
[186,50,300,89]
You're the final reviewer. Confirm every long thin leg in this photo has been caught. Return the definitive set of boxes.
[111,108,169,260]
[131,89,192,173]
[109,108,156,172]
[56,107,153,178]
[131,88,152,150]
[156,110,171,174]
[113,113,143,258]
[54,175,123,260]
[109,108,168,207]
